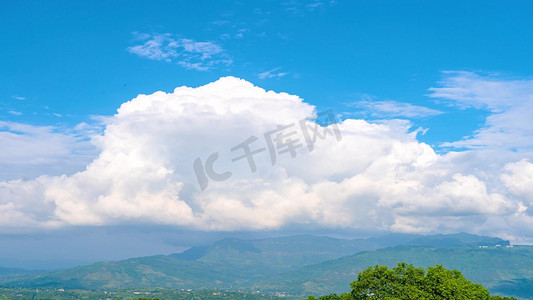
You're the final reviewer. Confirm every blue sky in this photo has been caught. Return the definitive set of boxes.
[1,0,533,268]
[2,0,532,145]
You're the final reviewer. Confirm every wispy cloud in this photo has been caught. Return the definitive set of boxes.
[219,28,249,40]
[283,0,336,14]
[353,99,443,119]
[11,96,25,101]
[234,28,249,39]
[0,121,97,181]
[127,33,232,71]
[258,67,288,79]
[8,111,22,116]
[211,20,231,26]
[429,71,533,151]
[127,33,173,61]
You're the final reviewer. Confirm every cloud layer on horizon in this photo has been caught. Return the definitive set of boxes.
[1,75,533,242]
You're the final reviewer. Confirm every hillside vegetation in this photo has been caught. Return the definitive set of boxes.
[1,233,529,299]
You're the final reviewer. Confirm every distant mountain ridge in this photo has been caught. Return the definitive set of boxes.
[254,244,531,298]
[1,233,527,299]
[174,232,508,268]
[402,232,510,247]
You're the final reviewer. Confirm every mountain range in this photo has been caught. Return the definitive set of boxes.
[1,233,530,299]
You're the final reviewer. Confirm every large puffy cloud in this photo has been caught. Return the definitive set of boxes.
[501,159,533,214]
[1,76,532,241]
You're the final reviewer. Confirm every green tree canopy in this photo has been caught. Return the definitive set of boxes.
[351,263,491,299]
[305,263,516,300]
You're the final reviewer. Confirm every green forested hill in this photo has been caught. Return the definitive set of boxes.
[1,234,383,290]
[254,245,533,299]
[1,233,529,299]
[189,234,390,272]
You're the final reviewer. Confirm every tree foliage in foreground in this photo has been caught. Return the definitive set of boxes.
[305,263,516,300]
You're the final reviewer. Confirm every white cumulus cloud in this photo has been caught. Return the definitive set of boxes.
[1,76,533,242]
